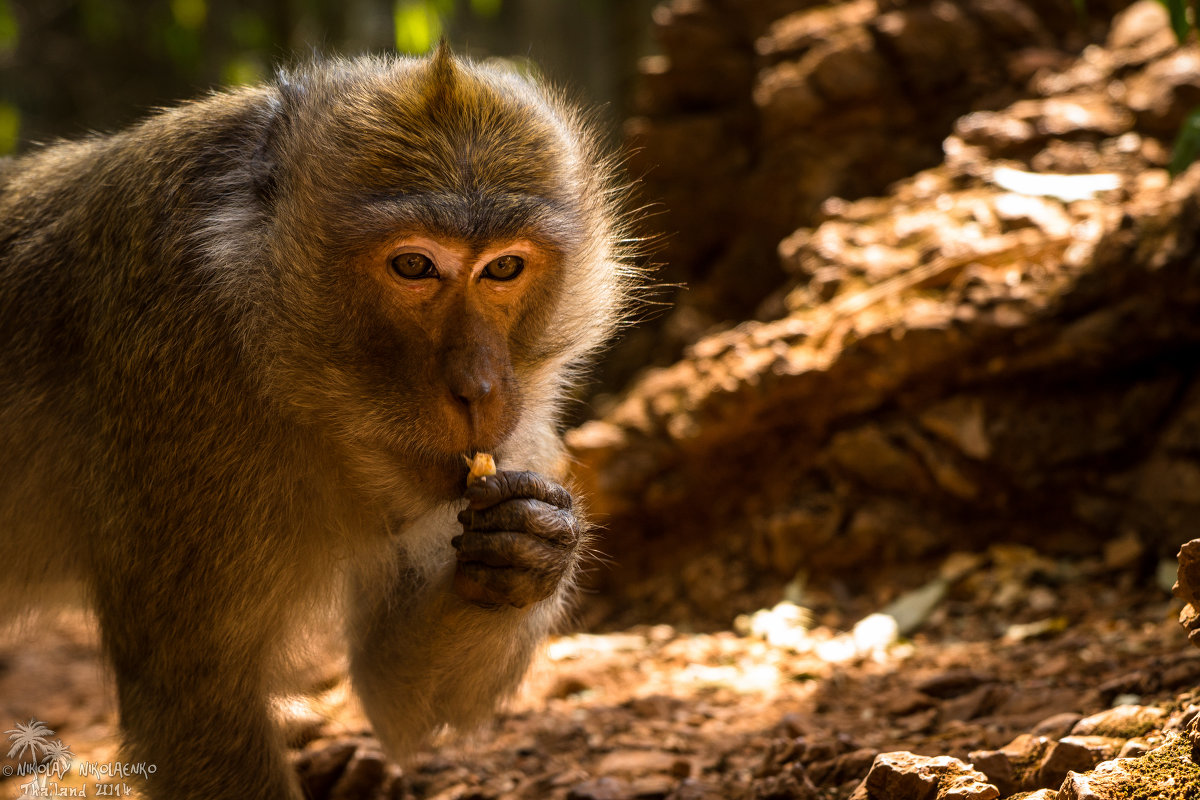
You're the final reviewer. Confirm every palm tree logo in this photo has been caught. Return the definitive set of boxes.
[5,719,54,761]
[40,739,73,771]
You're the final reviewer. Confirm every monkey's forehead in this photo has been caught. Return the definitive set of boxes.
[312,188,587,258]
[280,55,597,196]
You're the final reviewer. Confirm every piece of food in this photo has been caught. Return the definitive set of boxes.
[466,452,497,484]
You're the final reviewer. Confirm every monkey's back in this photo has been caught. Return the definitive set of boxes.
[0,90,283,611]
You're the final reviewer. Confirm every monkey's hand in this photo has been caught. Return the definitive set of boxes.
[452,471,581,608]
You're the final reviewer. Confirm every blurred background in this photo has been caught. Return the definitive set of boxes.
[0,0,656,153]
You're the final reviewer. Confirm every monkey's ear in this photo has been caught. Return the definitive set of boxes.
[250,75,306,205]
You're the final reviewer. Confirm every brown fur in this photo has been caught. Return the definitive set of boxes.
[0,47,635,800]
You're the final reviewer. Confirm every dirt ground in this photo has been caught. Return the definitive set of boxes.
[0,544,1193,799]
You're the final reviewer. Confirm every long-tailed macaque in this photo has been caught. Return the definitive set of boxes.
[0,45,635,799]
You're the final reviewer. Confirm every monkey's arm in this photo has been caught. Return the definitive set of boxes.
[349,471,581,756]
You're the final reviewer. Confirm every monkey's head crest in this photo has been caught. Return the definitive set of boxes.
[420,39,460,112]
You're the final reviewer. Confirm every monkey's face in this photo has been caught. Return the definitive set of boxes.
[298,226,568,503]
[250,53,627,506]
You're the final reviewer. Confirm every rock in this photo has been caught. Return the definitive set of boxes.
[969,734,1052,794]
[597,750,684,777]
[1070,705,1167,738]
[916,670,993,699]
[1101,531,1144,571]
[1107,0,1170,50]
[1057,734,1200,799]
[849,752,999,800]
[571,0,1200,627]
[1174,540,1200,605]
[1174,540,1200,651]
[1125,50,1200,135]
[605,0,1144,397]
[1116,738,1153,758]
[807,748,880,787]
[750,763,818,799]
[880,578,949,636]
[1038,737,1122,789]
[1032,713,1084,740]
[966,749,1017,797]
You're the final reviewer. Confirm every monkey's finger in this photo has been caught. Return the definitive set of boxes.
[465,470,572,511]
[456,499,578,544]
[453,529,568,570]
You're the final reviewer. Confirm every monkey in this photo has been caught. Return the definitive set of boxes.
[0,45,636,800]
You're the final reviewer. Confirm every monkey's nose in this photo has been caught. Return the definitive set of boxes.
[449,376,492,407]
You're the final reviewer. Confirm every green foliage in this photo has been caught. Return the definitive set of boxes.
[163,21,203,70]
[1170,108,1200,175]
[222,56,265,86]
[470,0,502,17]
[171,0,207,30]
[230,11,271,49]
[0,102,18,156]
[394,0,447,54]
[394,0,504,54]
[78,0,122,44]
[0,0,16,58]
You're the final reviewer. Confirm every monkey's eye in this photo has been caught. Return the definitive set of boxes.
[483,255,524,281]
[390,253,437,279]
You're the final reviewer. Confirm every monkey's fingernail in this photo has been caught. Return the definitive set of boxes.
[451,534,463,548]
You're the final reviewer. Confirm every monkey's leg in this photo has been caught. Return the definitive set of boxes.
[95,584,303,800]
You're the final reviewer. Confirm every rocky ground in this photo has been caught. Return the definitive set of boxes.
[0,544,1197,799]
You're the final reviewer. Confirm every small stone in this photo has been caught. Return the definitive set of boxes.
[598,750,686,778]
[1174,539,1200,606]
[1070,705,1167,739]
[967,749,1015,796]
[1108,0,1170,50]
[1033,714,1084,740]
[1117,738,1152,758]
[1038,737,1120,789]
[1102,531,1143,571]
[916,670,992,699]
[851,752,999,800]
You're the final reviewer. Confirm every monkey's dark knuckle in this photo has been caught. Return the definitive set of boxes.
[469,470,573,511]
[467,498,567,539]
[511,471,572,510]
[464,481,505,510]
